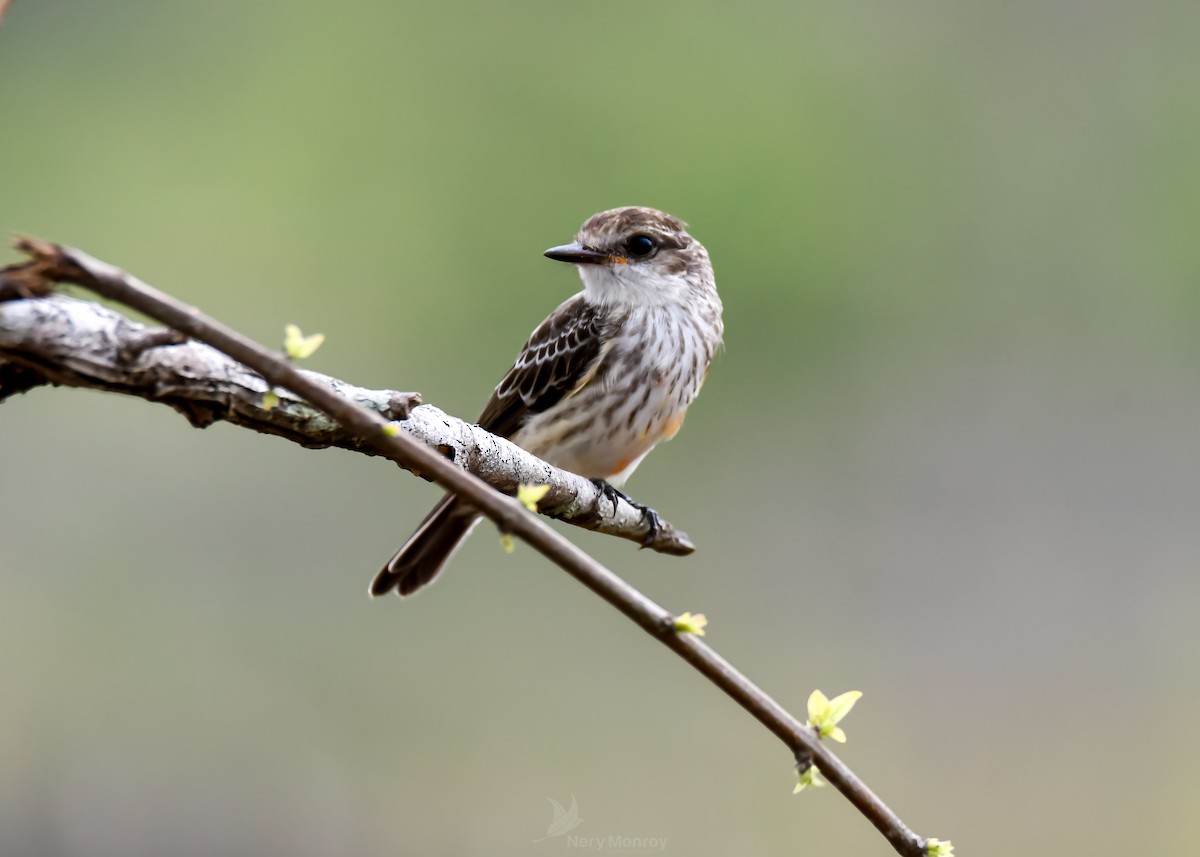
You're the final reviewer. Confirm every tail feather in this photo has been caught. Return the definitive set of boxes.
[370,495,478,597]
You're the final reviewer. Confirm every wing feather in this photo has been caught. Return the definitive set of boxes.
[477,294,606,438]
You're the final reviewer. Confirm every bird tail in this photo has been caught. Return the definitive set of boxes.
[369,495,479,597]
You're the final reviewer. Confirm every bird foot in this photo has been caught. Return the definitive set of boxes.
[591,479,662,548]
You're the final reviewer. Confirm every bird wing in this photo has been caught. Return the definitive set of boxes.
[476,293,607,438]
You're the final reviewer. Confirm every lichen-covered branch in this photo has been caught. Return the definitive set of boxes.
[0,293,694,555]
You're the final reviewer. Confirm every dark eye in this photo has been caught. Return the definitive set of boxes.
[626,234,657,258]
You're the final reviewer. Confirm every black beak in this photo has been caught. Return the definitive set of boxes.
[544,242,612,265]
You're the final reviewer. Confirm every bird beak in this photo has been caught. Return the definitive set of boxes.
[544,242,620,265]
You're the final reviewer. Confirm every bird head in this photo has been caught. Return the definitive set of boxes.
[544,206,714,307]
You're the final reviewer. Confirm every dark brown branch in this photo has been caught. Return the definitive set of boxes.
[0,237,934,856]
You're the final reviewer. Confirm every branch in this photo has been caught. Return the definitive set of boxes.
[0,238,937,856]
[0,295,694,556]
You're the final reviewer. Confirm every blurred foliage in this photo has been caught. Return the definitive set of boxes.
[2,1,1199,855]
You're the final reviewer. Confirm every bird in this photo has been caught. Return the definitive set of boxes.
[370,206,724,597]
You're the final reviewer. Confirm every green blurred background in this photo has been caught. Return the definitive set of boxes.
[2,1,1199,854]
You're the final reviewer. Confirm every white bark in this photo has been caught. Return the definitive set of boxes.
[0,295,694,554]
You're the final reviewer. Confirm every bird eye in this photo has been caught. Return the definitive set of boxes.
[626,234,657,258]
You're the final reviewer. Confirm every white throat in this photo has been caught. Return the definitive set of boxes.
[577,263,700,308]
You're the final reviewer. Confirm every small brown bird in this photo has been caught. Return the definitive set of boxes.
[370,206,723,597]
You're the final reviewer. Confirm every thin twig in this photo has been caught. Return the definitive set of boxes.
[2,237,932,856]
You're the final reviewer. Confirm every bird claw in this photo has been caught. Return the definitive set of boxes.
[637,506,662,548]
[591,479,661,548]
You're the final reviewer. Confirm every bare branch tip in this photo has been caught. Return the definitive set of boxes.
[12,235,57,260]
[0,237,59,301]
[655,527,696,556]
